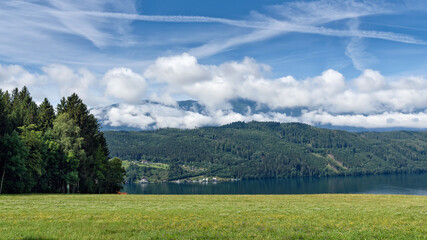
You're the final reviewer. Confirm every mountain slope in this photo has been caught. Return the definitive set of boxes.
[104,122,427,182]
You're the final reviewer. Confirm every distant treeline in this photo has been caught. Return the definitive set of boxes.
[0,87,125,194]
[104,121,427,182]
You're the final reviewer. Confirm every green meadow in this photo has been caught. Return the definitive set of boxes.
[0,194,426,239]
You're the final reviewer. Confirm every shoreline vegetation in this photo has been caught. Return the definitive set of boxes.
[123,159,240,183]
[1,194,425,239]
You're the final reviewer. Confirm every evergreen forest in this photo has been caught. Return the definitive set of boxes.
[0,87,125,194]
[104,121,427,182]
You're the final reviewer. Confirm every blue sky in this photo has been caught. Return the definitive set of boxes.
[1,0,427,129]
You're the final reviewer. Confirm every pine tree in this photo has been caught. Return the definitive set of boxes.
[9,87,38,129]
[38,98,55,132]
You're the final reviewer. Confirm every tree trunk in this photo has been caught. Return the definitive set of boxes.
[0,159,6,194]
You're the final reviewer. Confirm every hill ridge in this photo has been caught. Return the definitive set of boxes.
[104,121,427,182]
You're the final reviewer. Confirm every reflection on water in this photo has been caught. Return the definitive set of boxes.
[122,173,427,195]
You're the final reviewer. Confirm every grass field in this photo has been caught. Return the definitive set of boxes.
[0,194,426,239]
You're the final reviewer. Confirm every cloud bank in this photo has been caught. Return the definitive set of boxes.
[144,53,427,115]
[92,103,427,130]
[4,53,424,129]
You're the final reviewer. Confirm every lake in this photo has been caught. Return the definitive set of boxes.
[122,173,427,195]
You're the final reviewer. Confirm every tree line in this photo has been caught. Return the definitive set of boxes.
[0,87,125,194]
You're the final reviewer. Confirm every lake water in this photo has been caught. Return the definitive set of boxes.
[122,173,427,195]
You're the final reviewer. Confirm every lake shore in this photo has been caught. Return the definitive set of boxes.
[123,172,427,195]
[1,194,426,239]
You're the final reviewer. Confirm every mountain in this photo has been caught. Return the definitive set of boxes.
[91,99,427,132]
[103,121,427,182]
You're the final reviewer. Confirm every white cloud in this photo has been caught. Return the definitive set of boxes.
[1,63,146,107]
[103,68,146,103]
[42,64,104,106]
[313,69,346,94]
[105,104,155,129]
[0,64,53,104]
[354,69,385,92]
[145,55,273,108]
[300,110,427,129]
[144,53,210,84]
[96,103,295,130]
[144,53,427,116]
[149,92,177,106]
[94,103,427,130]
[1,56,427,130]
[0,64,42,90]
[101,103,213,129]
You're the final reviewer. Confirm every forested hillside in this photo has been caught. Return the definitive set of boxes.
[104,122,427,182]
[0,87,125,194]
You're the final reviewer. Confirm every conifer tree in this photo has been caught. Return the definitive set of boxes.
[38,98,55,132]
[9,87,38,129]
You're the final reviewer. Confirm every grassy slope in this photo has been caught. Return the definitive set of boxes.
[0,194,426,239]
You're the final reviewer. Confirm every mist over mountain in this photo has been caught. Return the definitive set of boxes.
[91,99,427,132]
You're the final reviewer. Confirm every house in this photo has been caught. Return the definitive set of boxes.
[139,177,149,184]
